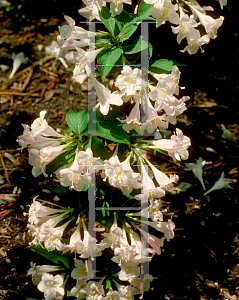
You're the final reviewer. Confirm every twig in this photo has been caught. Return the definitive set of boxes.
[37,198,67,208]
[19,66,33,91]
[32,55,55,68]
[201,242,222,260]
[32,85,47,106]
[39,66,58,77]
[0,155,10,184]
[0,91,39,97]
[0,91,29,96]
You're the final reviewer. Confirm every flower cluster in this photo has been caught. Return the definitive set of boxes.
[144,0,225,54]
[18,0,227,299]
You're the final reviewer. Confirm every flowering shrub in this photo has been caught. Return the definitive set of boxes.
[18,0,226,299]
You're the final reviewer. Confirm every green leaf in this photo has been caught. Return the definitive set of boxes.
[124,35,152,55]
[99,6,115,36]
[32,245,70,269]
[115,10,135,35]
[81,183,89,191]
[91,136,109,160]
[102,201,106,217]
[96,34,113,46]
[89,111,105,125]
[97,46,123,81]
[119,16,155,41]
[53,184,68,197]
[105,278,111,290]
[87,121,130,145]
[59,126,73,133]
[45,148,76,175]
[138,0,154,17]
[149,59,186,73]
[66,110,89,136]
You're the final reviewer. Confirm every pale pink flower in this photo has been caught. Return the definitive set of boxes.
[94,79,123,115]
[39,143,70,167]
[71,259,94,280]
[104,289,121,300]
[31,111,64,138]
[146,158,178,188]
[171,8,200,44]
[115,66,145,96]
[80,220,105,260]
[59,151,89,192]
[27,211,71,249]
[149,78,178,111]
[189,5,224,39]
[78,0,104,21]
[131,274,153,299]
[101,218,123,249]
[17,124,34,150]
[102,155,141,195]
[37,273,64,300]
[79,281,104,300]
[42,219,72,251]
[181,34,210,54]
[27,262,61,286]
[70,279,88,299]
[27,197,63,226]
[120,102,148,135]
[135,162,165,201]
[164,96,189,125]
[65,47,102,76]
[219,0,227,9]
[150,0,180,27]
[117,285,140,299]
[77,146,103,174]
[148,219,175,239]
[140,229,165,255]
[59,15,95,42]
[105,0,131,15]
[31,135,62,151]
[56,36,91,59]
[146,128,191,161]
[29,148,47,177]
[62,222,85,255]
[144,100,168,133]
[119,263,141,283]
[112,243,138,266]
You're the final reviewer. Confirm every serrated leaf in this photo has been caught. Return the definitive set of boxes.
[87,121,130,145]
[138,0,154,17]
[99,6,115,36]
[149,59,186,73]
[32,245,70,269]
[97,46,123,81]
[66,110,89,136]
